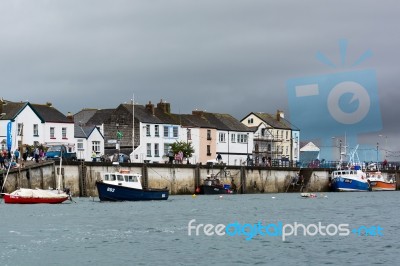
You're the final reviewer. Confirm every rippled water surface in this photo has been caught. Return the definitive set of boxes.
[1,192,399,265]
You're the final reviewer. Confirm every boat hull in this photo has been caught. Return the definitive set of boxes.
[2,194,69,204]
[196,185,232,195]
[369,181,396,191]
[96,181,169,201]
[331,177,370,192]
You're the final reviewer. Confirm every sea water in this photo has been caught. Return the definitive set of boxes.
[0,192,399,266]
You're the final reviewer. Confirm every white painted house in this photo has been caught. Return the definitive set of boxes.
[74,125,104,161]
[0,100,75,153]
[241,111,300,165]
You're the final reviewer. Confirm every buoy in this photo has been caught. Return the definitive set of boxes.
[271,196,276,199]
[219,195,223,199]
[192,194,196,198]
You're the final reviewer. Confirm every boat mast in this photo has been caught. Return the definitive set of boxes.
[132,93,135,161]
[58,148,62,191]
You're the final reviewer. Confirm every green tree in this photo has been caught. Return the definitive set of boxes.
[169,141,195,158]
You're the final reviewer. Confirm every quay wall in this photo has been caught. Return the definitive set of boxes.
[1,161,399,196]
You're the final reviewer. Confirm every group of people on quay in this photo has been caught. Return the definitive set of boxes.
[0,146,45,170]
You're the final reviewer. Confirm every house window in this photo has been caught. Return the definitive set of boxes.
[77,139,84,151]
[173,127,178,138]
[231,133,236,143]
[187,129,191,140]
[219,133,226,142]
[235,134,248,143]
[164,143,170,156]
[248,118,253,124]
[154,143,159,157]
[164,126,169,137]
[261,128,265,137]
[145,125,151,136]
[286,131,289,140]
[146,143,151,156]
[207,145,211,156]
[155,125,159,137]
[62,127,67,139]
[17,123,23,136]
[33,124,39,136]
[207,130,211,140]
[92,141,100,152]
[50,127,55,138]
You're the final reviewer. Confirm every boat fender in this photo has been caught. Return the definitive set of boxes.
[195,187,200,193]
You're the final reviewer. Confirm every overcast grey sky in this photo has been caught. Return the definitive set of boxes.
[1,0,399,159]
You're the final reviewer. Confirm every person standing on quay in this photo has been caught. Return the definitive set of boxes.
[14,148,20,163]
[34,147,40,163]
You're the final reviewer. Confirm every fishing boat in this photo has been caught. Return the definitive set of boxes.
[366,171,396,191]
[330,145,370,192]
[330,166,370,192]
[2,188,70,204]
[95,169,169,201]
[195,175,235,195]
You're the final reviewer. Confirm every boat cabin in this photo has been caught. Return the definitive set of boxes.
[332,168,366,179]
[103,170,143,190]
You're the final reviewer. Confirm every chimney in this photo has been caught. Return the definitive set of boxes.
[276,110,284,121]
[145,101,155,115]
[192,110,204,116]
[46,102,53,107]
[66,112,74,122]
[0,98,3,116]
[156,99,171,113]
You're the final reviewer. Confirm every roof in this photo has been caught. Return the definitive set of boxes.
[191,111,251,132]
[177,114,216,128]
[74,125,103,139]
[300,142,320,151]
[73,109,98,125]
[0,101,29,120]
[31,104,72,123]
[85,109,114,125]
[247,112,300,130]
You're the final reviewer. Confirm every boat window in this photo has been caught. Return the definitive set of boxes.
[117,175,124,181]
[105,174,109,181]
[110,174,116,181]
[128,175,138,182]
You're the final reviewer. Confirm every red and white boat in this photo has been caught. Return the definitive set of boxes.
[366,171,396,191]
[1,188,70,204]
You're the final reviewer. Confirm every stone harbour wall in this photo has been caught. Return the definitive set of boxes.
[1,161,399,197]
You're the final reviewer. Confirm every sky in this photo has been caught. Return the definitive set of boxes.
[1,0,399,161]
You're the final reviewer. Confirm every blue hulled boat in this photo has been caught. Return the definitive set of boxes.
[330,166,370,192]
[96,170,169,201]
